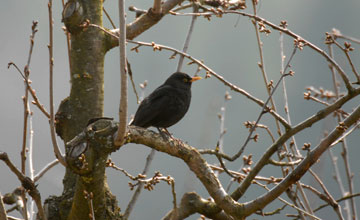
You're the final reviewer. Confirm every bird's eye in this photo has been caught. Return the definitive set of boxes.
[183,78,188,82]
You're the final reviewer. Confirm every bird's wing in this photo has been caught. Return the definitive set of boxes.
[131,84,172,128]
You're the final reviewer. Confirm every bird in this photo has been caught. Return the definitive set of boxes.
[130,72,201,134]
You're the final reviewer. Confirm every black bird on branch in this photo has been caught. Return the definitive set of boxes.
[131,72,202,134]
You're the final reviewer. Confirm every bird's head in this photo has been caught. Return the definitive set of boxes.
[165,72,202,89]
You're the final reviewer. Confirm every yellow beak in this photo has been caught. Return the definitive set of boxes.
[190,76,202,82]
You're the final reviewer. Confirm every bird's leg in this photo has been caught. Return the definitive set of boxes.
[156,127,168,140]
[163,128,173,137]
[156,127,175,140]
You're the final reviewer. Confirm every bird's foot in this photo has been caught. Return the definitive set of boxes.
[157,127,176,140]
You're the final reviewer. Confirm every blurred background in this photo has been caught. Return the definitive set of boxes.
[1,0,360,219]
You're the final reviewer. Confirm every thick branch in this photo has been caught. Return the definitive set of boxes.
[109,0,185,48]
[127,126,243,218]
[162,192,232,220]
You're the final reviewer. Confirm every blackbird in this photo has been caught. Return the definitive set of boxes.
[130,72,201,131]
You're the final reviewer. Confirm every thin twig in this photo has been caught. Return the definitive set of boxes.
[233,47,297,161]
[21,21,38,175]
[33,159,60,182]
[280,31,303,157]
[110,162,174,193]
[28,111,35,220]
[255,181,321,220]
[103,7,117,29]
[328,43,352,220]
[84,191,95,220]
[332,40,360,83]
[328,148,351,220]
[48,0,67,167]
[20,65,30,220]
[171,3,193,12]
[127,60,140,104]
[25,25,36,216]
[214,92,232,179]
[8,63,50,118]
[331,28,360,44]
[177,5,198,72]
[330,123,360,147]
[309,169,344,220]
[268,159,302,166]
[330,40,358,220]
[114,0,128,146]
[340,139,357,220]
[210,164,282,183]
[124,149,156,219]
[251,0,280,135]
[313,193,360,213]
[21,21,38,220]
[170,180,177,219]
[256,13,309,217]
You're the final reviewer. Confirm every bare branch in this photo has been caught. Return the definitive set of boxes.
[255,181,321,220]
[268,159,302,166]
[332,39,360,83]
[103,7,116,29]
[331,28,360,44]
[127,60,140,104]
[127,126,241,218]
[232,86,360,202]
[33,159,59,182]
[0,192,8,220]
[124,149,156,219]
[162,192,232,220]
[152,0,162,14]
[233,48,297,161]
[0,152,47,220]
[313,193,360,213]
[177,5,198,72]
[114,0,128,146]
[328,42,353,220]
[83,191,95,220]
[309,169,344,219]
[240,102,360,217]
[330,123,360,147]
[21,21,38,175]
[8,62,50,118]
[48,0,67,167]
[170,10,354,92]
[110,0,185,43]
